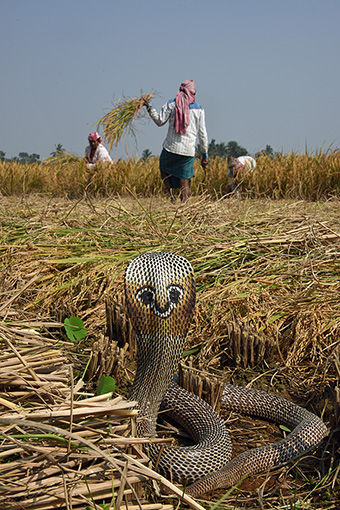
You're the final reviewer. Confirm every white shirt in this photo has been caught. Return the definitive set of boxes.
[148,99,208,157]
[237,156,256,171]
[85,144,112,164]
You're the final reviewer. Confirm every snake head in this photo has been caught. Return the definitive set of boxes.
[125,251,196,339]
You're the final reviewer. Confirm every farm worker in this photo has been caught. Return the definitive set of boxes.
[84,132,112,168]
[144,80,208,203]
[228,155,256,198]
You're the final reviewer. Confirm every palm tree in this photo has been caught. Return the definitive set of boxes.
[141,149,153,160]
[50,144,65,157]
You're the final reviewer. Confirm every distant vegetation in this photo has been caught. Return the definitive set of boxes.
[0,143,68,164]
[196,138,247,159]
[0,150,41,164]
[0,139,270,165]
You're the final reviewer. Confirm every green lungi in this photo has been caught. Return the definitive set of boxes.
[159,148,195,188]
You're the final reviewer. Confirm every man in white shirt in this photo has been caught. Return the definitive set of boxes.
[145,80,208,202]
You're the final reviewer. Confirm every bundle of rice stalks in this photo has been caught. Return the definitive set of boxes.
[96,92,155,151]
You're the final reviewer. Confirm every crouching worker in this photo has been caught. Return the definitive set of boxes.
[84,132,112,169]
[228,155,256,198]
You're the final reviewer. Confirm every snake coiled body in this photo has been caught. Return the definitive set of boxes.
[125,252,328,497]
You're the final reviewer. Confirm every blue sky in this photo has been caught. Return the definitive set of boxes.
[1,0,339,160]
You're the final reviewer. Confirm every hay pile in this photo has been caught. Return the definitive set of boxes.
[0,319,206,510]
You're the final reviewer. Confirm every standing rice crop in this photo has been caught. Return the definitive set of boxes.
[244,149,340,199]
[1,149,340,199]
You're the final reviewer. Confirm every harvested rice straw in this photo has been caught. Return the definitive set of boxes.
[96,92,155,150]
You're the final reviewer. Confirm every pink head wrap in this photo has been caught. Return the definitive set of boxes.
[174,80,196,134]
[88,132,104,145]
[229,158,244,171]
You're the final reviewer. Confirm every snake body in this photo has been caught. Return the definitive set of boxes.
[125,252,328,497]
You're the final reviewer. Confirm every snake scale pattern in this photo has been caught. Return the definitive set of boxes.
[125,251,328,497]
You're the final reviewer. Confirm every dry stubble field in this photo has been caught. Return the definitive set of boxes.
[0,191,339,510]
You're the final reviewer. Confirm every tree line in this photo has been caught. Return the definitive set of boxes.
[142,140,275,160]
[197,140,274,159]
[0,144,66,164]
[1,141,275,164]
[0,150,41,164]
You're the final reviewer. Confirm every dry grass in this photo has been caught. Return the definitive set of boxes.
[0,322,203,510]
[0,194,339,509]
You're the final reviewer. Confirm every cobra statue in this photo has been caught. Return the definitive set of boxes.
[125,251,328,497]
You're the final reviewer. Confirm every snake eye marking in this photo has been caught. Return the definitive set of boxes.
[167,285,183,305]
[135,284,184,317]
[141,290,154,305]
[136,286,155,307]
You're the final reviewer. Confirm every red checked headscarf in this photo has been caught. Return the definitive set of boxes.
[174,80,196,134]
[88,132,104,145]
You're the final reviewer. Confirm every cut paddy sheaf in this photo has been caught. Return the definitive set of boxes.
[0,195,339,508]
[95,91,155,151]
